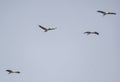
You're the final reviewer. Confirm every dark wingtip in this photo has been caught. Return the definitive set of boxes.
[17,72,20,73]
[6,70,10,71]
[97,10,101,12]
[95,32,99,35]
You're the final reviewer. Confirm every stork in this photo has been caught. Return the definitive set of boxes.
[38,25,56,32]
[6,70,20,74]
[97,10,116,16]
[84,31,99,35]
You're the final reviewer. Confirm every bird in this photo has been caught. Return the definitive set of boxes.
[97,10,116,16]
[84,31,99,35]
[38,25,56,32]
[6,70,20,74]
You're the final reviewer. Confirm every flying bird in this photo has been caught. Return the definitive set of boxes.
[38,25,56,32]
[6,70,20,74]
[97,10,116,16]
[84,31,99,35]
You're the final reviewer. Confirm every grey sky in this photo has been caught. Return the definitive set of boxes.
[0,0,120,82]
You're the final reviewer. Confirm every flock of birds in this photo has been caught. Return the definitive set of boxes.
[38,10,116,35]
[5,10,116,74]
[39,25,100,35]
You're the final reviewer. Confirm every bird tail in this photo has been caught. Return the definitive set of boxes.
[44,30,48,32]
[8,72,12,74]
[103,13,106,16]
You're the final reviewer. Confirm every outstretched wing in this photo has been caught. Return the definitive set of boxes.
[107,12,116,15]
[15,71,20,74]
[97,11,106,14]
[94,32,99,35]
[38,25,48,31]
[84,31,91,34]
[6,70,13,73]
[48,28,56,30]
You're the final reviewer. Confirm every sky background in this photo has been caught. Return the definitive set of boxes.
[0,0,120,82]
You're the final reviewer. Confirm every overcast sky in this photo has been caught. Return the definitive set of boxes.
[0,0,120,82]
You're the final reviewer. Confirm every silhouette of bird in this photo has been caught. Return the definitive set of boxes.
[97,10,116,16]
[84,31,99,35]
[38,25,56,32]
[6,70,20,74]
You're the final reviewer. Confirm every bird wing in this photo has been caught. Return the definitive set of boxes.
[84,31,91,34]
[97,11,106,14]
[6,70,13,73]
[94,32,99,35]
[48,28,56,30]
[108,12,116,15]
[15,71,20,73]
[38,25,48,31]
